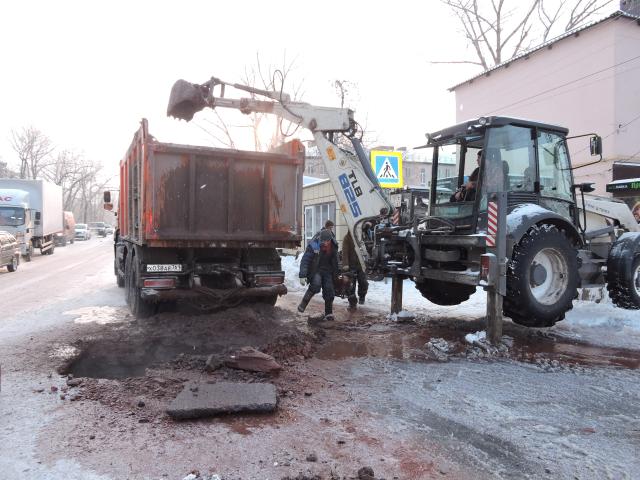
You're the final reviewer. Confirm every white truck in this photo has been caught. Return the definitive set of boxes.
[0,179,63,261]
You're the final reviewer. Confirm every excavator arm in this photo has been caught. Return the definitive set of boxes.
[167,77,393,269]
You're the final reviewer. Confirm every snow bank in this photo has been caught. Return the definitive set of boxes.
[281,254,640,349]
[281,254,304,293]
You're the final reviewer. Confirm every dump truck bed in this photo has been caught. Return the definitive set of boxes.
[119,119,303,248]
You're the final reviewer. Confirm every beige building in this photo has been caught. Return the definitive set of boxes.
[302,177,346,248]
[450,8,640,195]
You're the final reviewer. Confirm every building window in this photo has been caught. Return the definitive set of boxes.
[304,202,336,243]
[420,168,426,185]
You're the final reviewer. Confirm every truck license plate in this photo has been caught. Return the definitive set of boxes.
[146,264,182,272]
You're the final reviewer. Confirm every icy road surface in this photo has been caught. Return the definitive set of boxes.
[0,242,638,479]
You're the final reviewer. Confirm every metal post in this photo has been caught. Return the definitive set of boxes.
[486,191,507,345]
[391,275,403,314]
[486,287,503,344]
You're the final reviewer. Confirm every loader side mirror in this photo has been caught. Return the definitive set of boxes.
[590,135,602,156]
[103,191,111,203]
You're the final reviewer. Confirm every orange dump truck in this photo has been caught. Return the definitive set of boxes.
[105,119,303,316]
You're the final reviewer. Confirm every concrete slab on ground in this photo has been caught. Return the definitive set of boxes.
[167,381,277,420]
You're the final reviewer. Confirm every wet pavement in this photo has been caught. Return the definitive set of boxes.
[2,239,640,479]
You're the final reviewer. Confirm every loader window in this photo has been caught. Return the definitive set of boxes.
[537,131,572,201]
[484,125,535,194]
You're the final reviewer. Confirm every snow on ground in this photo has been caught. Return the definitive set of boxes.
[281,255,640,349]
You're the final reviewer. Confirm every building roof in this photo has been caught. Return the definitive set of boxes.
[303,176,330,188]
[303,175,327,186]
[449,10,640,92]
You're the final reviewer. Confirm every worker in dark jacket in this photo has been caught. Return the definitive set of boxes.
[341,231,368,310]
[298,220,339,320]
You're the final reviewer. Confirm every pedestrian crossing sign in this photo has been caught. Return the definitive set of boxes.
[370,150,403,188]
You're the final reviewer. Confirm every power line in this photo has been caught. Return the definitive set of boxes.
[486,53,640,115]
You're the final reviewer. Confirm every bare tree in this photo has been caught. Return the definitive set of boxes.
[437,0,613,69]
[331,79,379,149]
[10,126,54,179]
[195,52,305,152]
[42,150,103,212]
[0,158,18,178]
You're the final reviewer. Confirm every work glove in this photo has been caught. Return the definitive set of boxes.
[300,277,307,286]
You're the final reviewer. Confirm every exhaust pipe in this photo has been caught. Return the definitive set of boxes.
[167,79,209,121]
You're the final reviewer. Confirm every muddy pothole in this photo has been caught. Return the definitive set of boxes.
[58,304,314,379]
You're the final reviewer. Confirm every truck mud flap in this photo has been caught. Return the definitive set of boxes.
[193,284,287,308]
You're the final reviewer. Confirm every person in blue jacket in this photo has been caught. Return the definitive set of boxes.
[298,220,339,320]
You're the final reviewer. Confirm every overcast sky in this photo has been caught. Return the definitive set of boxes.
[0,1,613,180]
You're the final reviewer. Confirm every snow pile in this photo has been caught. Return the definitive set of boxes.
[425,337,454,362]
[281,254,304,293]
[464,330,486,345]
[554,299,640,349]
[387,310,415,322]
[365,277,487,319]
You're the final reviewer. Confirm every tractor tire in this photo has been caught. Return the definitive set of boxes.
[606,233,640,309]
[504,224,578,328]
[415,279,475,306]
[127,254,154,318]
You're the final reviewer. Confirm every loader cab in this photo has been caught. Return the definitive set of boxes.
[427,117,578,233]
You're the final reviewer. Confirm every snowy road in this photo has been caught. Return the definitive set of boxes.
[0,242,639,479]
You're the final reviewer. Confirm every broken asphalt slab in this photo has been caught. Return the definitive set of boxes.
[225,346,282,373]
[167,381,277,420]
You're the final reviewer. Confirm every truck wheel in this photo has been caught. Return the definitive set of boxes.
[114,257,125,287]
[415,279,475,306]
[606,233,640,309]
[70,238,74,244]
[504,224,578,328]
[24,246,33,262]
[128,255,154,318]
[61,238,67,247]
[7,256,18,272]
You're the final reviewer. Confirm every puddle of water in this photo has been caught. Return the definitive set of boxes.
[510,336,640,369]
[315,324,640,369]
[315,329,463,361]
[63,306,129,325]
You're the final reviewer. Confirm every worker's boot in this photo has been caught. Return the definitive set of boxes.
[297,290,314,313]
[324,300,334,321]
[347,296,357,312]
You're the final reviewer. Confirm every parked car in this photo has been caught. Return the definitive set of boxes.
[75,223,91,241]
[88,221,107,237]
[55,211,76,246]
[0,230,20,272]
[105,225,114,236]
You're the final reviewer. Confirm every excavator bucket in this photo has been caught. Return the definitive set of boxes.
[167,79,208,121]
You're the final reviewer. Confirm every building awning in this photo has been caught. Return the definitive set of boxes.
[606,178,640,193]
